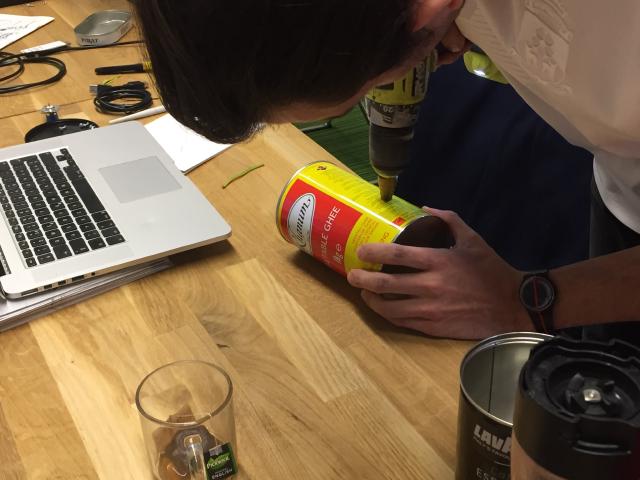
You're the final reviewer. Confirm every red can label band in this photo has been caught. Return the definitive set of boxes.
[277,161,427,276]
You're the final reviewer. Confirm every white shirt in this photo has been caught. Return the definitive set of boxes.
[456,0,640,233]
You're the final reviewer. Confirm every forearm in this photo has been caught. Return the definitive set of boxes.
[548,246,640,330]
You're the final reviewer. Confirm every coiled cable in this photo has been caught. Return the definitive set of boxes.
[92,81,152,115]
[0,40,143,95]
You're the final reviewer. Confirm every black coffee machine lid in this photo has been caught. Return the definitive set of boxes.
[514,336,640,479]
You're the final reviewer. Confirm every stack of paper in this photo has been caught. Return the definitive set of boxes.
[0,258,172,332]
[145,114,232,173]
[0,13,54,50]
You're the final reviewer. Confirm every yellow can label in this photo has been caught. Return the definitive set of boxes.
[277,162,425,275]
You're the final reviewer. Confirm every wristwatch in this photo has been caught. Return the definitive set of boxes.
[519,270,556,334]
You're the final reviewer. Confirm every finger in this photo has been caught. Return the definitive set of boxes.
[422,206,476,243]
[361,289,433,320]
[347,269,431,296]
[356,242,435,269]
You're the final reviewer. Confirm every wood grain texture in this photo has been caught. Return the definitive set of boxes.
[0,0,155,119]
[0,3,475,477]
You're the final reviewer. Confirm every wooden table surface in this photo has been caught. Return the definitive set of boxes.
[0,2,474,479]
[0,0,154,119]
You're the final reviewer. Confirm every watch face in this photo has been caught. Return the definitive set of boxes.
[520,276,555,312]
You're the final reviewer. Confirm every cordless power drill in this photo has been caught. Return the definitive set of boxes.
[364,54,436,201]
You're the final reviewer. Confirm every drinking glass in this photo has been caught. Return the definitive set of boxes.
[135,360,237,480]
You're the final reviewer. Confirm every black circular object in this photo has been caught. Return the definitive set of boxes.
[514,336,640,479]
[24,119,99,143]
[519,274,555,312]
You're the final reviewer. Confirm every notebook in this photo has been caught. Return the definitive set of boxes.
[0,122,230,298]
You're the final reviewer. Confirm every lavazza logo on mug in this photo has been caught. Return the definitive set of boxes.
[473,424,511,457]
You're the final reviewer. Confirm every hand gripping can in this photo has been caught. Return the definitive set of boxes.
[276,161,454,276]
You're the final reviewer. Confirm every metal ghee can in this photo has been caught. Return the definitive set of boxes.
[276,161,453,276]
[456,332,552,480]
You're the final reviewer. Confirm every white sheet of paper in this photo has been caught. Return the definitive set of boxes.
[0,14,54,51]
[145,114,231,173]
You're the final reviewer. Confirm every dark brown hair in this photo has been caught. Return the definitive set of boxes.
[135,0,417,143]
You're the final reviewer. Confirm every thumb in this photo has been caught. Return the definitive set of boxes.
[422,206,476,242]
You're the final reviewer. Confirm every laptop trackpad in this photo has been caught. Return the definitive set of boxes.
[99,156,182,203]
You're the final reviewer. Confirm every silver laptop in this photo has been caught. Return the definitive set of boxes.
[0,122,231,298]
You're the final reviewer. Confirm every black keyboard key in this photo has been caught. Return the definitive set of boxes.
[71,208,87,217]
[34,245,50,255]
[27,195,43,203]
[12,201,28,211]
[8,218,18,226]
[45,195,61,204]
[38,152,56,165]
[79,223,96,233]
[23,223,40,232]
[67,201,82,211]
[69,178,104,213]
[59,188,74,197]
[91,211,110,222]
[26,230,43,239]
[31,201,45,209]
[19,215,35,225]
[61,223,77,233]
[4,210,14,218]
[50,237,66,247]
[101,227,119,237]
[69,238,89,254]
[84,230,100,240]
[65,230,82,240]
[88,238,106,250]
[26,257,37,268]
[60,148,70,157]
[16,208,30,217]
[15,232,25,241]
[37,253,55,264]
[22,249,33,259]
[18,240,29,250]
[57,182,71,190]
[63,194,79,204]
[11,225,21,234]
[34,208,49,217]
[38,214,54,223]
[57,216,73,226]
[30,237,46,247]
[53,245,72,259]
[105,234,125,245]
[64,167,84,182]
[2,203,12,212]
[97,219,114,229]
[45,229,62,239]
[53,209,70,219]
[41,222,57,231]
[76,215,91,225]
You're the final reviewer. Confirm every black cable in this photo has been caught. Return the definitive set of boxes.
[92,81,152,115]
[0,40,144,95]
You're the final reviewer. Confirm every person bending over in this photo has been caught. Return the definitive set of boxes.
[134,0,640,342]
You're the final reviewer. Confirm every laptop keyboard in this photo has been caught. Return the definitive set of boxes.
[0,147,125,268]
